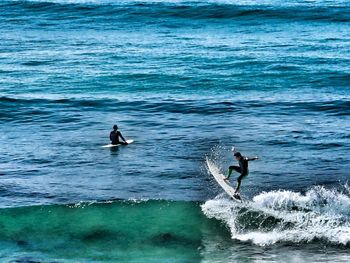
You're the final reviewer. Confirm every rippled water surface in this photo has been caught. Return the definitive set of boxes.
[0,0,350,262]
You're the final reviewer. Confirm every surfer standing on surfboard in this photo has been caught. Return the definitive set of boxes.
[224,148,258,194]
[110,125,128,145]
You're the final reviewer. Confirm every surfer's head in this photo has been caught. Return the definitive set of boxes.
[234,152,242,160]
[113,125,118,131]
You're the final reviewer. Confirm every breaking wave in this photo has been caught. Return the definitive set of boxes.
[202,185,350,246]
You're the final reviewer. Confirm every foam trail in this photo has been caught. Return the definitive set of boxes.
[202,186,350,246]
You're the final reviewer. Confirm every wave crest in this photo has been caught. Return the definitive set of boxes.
[201,186,350,246]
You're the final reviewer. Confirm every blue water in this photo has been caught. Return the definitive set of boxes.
[1,0,350,262]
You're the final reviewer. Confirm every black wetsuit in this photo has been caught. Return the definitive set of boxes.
[229,156,254,192]
[229,157,249,177]
[110,130,126,145]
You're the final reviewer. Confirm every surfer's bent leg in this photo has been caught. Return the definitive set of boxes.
[235,173,247,192]
[226,166,240,179]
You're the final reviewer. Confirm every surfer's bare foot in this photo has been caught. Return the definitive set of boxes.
[224,177,229,181]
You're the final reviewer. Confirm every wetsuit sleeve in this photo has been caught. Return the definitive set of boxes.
[247,157,258,161]
[118,131,126,142]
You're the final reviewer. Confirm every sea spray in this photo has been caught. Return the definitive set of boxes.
[202,186,350,246]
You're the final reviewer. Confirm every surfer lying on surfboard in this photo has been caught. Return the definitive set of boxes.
[224,148,258,194]
[110,125,128,145]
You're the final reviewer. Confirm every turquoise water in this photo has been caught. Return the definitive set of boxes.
[1,197,350,262]
[1,0,350,262]
[0,200,218,262]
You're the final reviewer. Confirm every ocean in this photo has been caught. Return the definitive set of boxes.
[0,0,350,262]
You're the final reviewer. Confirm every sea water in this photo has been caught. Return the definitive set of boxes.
[0,0,350,262]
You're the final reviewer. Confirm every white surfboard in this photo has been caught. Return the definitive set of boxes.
[102,139,134,148]
[206,157,241,201]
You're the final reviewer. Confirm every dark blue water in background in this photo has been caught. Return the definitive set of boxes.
[0,0,350,262]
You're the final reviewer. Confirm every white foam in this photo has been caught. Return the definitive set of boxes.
[202,185,350,246]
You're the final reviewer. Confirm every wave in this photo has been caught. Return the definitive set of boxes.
[1,95,349,124]
[0,189,349,261]
[5,195,348,262]
[202,185,350,246]
[0,199,221,262]
[2,0,350,24]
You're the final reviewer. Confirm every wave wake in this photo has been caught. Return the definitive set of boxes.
[202,185,350,246]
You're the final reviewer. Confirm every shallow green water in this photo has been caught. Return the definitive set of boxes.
[0,200,229,262]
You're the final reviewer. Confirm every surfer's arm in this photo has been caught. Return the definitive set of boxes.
[247,156,259,161]
[118,131,127,143]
